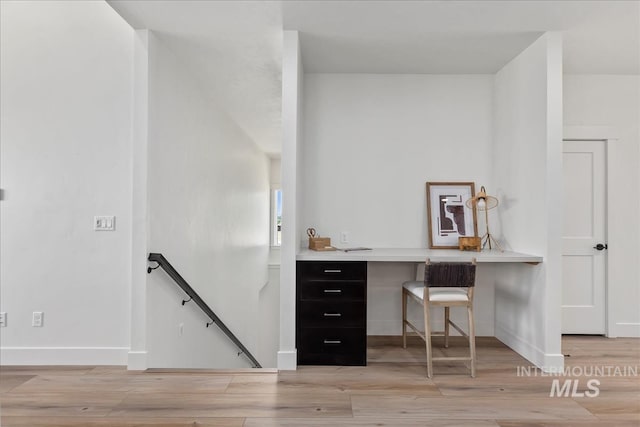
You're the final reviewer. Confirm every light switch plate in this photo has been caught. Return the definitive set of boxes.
[94,216,116,231]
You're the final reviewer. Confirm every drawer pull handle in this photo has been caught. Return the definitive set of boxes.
[323,289,342,293]
[323,340,342,344]
[323,313,342,317]
[324,269,342,273]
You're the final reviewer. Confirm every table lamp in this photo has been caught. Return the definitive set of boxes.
[465,186,503,251]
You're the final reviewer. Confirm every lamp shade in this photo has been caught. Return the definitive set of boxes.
[465,186,499,211]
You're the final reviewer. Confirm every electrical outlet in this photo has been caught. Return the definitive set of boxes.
[340,231,350,244]
[0,312,6,327]
[32,311,43,327]
[94,216,116,231]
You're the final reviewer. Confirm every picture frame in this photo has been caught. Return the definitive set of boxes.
[426,182,478,249]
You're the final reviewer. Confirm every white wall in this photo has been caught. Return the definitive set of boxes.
[0,1,133,364]
[142,34,270,368]
[301,74,496,336]
[279,31,303,370]
[564,75,640,337]
[262,157,281,368]
[302,74,494,249]
[270,158,282,187]
[258,265,280,368]
[492,33,564,370]
[269,156,282,258]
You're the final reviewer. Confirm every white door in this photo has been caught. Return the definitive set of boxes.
[562,140,607,334]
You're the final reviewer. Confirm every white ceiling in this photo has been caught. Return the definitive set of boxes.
[109,0,284,156]
[108,0,639,155]
[285,0,639,74]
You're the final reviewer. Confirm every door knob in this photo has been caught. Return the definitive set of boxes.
[593,243,608,251]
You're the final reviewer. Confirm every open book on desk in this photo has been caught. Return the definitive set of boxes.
[336,247,372,252]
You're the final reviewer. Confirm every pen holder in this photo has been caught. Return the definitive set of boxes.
[309,237,334,251]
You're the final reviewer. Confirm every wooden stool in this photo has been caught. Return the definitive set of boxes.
[402,258,477,378]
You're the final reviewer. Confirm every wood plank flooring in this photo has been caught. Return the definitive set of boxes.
[1,336,638,426]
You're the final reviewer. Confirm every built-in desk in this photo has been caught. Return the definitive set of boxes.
[295,248,542,366]
[297,248,542,264]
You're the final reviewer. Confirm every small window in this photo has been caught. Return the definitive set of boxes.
[271,188,282,246]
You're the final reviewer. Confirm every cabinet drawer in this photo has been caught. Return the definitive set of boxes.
[298,280,365,301]
[298,261,366,281]
[297,327,366,365]
[298,301,365,327]
[298,350,366,366]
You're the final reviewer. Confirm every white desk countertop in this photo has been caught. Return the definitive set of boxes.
[297,248,542,264]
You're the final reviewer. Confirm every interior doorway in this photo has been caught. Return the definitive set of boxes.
[561,140,607,334]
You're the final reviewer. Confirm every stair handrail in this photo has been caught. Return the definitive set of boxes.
[147,252,261,368]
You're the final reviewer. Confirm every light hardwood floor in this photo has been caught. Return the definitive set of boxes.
[1,336,638,426]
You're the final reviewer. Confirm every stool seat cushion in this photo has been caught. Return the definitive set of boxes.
[402,281,469,302]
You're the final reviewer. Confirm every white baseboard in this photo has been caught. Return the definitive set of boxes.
[615,323,640,337]
[542,352,565,371]
[1,346,128,365]
[277,350,297,370]
[127,350,147,370]
[495,324,564,371]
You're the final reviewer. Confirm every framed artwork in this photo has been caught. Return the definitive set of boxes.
[426,182,478,249]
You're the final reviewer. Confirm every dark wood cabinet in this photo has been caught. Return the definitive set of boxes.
[296,261,367,366]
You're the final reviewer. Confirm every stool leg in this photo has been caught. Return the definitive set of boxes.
[402,288,408,349]
[424,297,433,379]
[444,306,450,348]
[468,305,476,378]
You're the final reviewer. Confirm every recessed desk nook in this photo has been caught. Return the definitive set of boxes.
[296,248,542,366]
[281,31,565,372]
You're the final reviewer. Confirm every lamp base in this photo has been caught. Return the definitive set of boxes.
[480,232,504,252]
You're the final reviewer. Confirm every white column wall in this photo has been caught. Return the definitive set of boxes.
[492,32,564,370]
[279,31,303,370]
[128,29,150,370]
